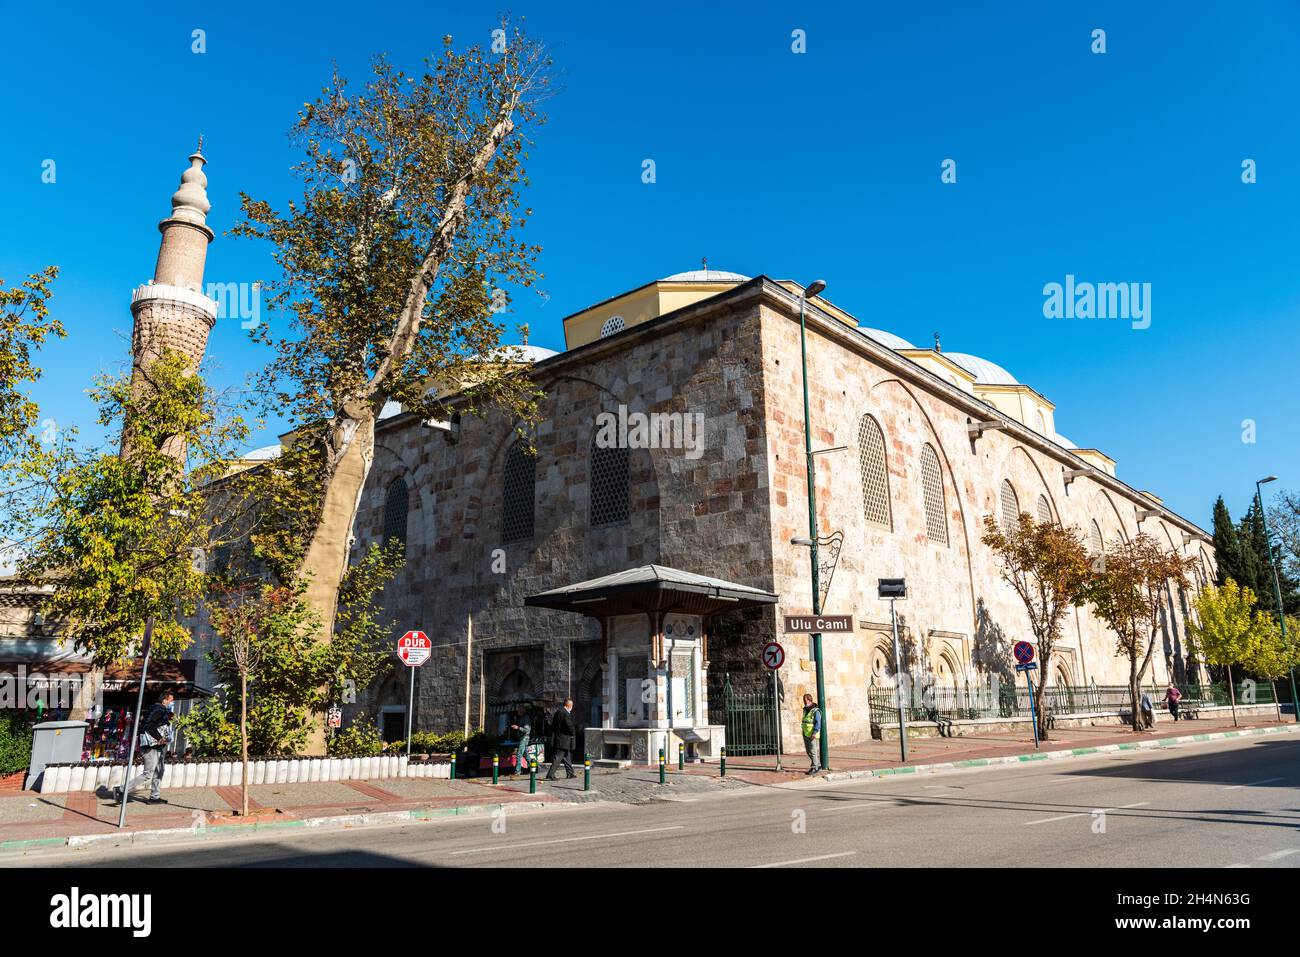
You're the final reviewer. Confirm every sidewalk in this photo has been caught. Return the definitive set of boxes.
[0,775,559,852]
[1,713,1293,853]
[689,714,1299,785]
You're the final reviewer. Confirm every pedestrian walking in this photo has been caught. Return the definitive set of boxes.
[1139,690,1156,731]
[801,693,822,774]
[1165,683,1182,721]
[545,698,577,780]
[115,691,175,805]
[508,705,532,775]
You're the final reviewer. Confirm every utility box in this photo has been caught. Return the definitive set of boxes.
[27,721,88,786]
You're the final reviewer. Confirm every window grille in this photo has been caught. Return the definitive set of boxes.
[502,441,535,543]
[590,433,630,527]
[857,415,892,530]
[920,444,948,545]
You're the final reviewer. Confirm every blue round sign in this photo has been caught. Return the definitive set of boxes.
[1013,641,1035,665]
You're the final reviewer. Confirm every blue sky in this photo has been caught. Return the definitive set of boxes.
[2,0,1297,528]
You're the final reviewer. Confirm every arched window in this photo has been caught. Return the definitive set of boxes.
[919,443,948,545]
[599,315,625,338]
[1089,520,1104,557]
[1034,410,1047,435]
[383,477,409,551]
[857,415,892,530]
[1036,494,1052,525]
[590,432,629,527]
[502,441,536,543]
[999,480,1019,533]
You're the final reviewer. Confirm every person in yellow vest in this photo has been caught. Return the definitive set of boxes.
[801,693,822,774]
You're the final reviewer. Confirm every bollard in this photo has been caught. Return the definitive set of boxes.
[584,758,591,792]
[720,745,727,777]
[450,752,457,780]
[492,753,499,785]
[529,759,537,794]
[678,741,685,771]
[658,748,666,785]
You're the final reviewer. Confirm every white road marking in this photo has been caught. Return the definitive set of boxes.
[749,851,857,868]
[1024,801,1150,826]
[449,825,685,855]
[1226,863,1252,868]
[1223,778,1283,790]
[819,801,898,814]
[1259,849,1300,862]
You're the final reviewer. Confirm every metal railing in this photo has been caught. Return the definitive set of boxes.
[868,679,1272,725]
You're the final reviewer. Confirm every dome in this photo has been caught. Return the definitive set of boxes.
[496,344,559,363]
[944,352,1019,385]
[241,443,282,461]
[660,269,751,282]
[1055,434,1077,450]
[858,327,915,352]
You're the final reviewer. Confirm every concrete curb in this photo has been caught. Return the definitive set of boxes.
[0,799,556,855]
[816,723,1299,785]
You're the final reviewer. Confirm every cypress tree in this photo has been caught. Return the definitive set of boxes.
[1211,497,1251,589]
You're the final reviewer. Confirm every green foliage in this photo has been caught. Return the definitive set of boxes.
[400,730,465,754]
[0,266,64,468]
[0,713,34,775]
[1189,579,1269,669]
[188,545,399,757]
[326,717,383,757]
[2,350,249,663]
[173,697,242,758]
[1246,614,1300,682]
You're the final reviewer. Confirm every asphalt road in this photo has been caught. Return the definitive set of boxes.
[10,734,1300,868]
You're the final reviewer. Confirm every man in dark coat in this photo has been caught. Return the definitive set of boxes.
[545,698,577,780]
[115,691,175,804]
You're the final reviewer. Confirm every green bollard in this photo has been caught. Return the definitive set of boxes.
[720,745,727,777]
[584,758,591,792]
[492,753,499,785]
[450,752,457,780]
[678,741,685,771]
[529,759,537,794]
[658,748,666,785]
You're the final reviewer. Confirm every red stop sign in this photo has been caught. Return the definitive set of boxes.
[398,630,431,666]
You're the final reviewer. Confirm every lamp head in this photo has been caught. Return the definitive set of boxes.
[1258,475,1278,485]
[804,279,826,298]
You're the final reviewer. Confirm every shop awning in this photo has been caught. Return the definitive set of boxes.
[525,564,778,619]
[102,658,211,698]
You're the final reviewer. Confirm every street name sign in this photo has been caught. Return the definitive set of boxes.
[783,614,853,634]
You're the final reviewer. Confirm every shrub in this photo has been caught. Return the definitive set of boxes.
[326,718,383,757]
[0,713,34,775]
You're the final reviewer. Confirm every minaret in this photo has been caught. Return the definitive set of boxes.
[129,141,218,380]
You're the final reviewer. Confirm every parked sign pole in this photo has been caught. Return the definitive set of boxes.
[398,630,432,757]
[762,641,785,771]
[117,616,154,830]
[1014,641,1039,750]
[889,598,907,763]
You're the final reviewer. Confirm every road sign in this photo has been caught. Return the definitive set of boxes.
[761,641,785,670]
[398,630,432,666]
[1015,662,1038,674]
[783,614,853,634]
[1013,640,1035,665]
[327,706,342,729]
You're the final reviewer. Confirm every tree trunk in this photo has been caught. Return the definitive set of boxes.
[240,668,249,817]
[1226,664,1238,727]
[295,410,376,754]
[1129,655,1141,732]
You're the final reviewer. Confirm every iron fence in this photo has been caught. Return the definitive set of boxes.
[868,678,1273,725]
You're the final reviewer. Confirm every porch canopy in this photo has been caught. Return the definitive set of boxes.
[524,564,778,619]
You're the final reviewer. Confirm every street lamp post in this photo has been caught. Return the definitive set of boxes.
[1255,476,1298,722]
[797,278,830,772]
